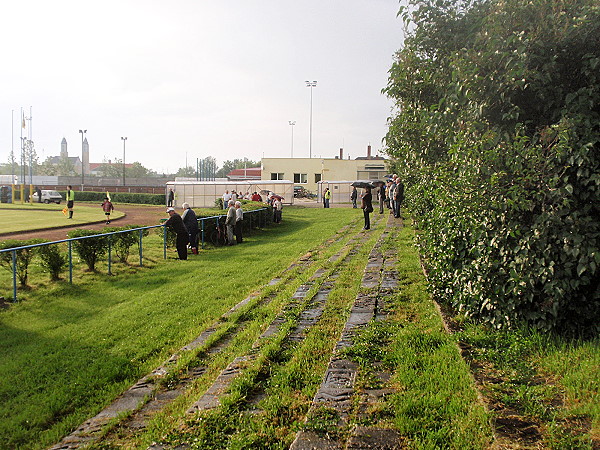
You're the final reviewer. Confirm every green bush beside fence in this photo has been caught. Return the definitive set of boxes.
[0,239,41,286]
[0,207,271,300]
[37,242,68,281]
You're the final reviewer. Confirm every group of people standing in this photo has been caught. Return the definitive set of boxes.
[225,200,244,245]
[355,175,405,230]
[385,175,405,218]
[164,199,246,260]
[223,190,259,208]
[164,203,201,260]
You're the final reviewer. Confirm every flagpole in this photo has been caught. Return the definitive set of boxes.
[20,107,24,184]
[11,110,14,183]
[29,106,33,186]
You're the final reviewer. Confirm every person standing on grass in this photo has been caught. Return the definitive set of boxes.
[394,178,405,218]
[323,188,331,208]
[273,197,283,223]
[66,185,75,219]
[235,201,244,244]
[164,207,189,260]
[223,190,231,209]
[351,186,358,208]
[167,188,174,207]
[385,180,393,210]
[225,200,236,245]
[389,179,397,216]
[101,197,114,224]
[35,186,42,203]
[181,202,199,254]
[361,186,373,230]
[377,182,386,214]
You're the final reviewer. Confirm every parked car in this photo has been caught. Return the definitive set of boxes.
[32,190,63,204]
[294,186,307,198]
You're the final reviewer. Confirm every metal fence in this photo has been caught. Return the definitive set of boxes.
[0,208,269,302]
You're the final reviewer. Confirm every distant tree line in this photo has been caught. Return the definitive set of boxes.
[384,0,599,333]
[1,154,259,180]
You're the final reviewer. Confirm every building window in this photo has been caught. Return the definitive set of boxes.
[271,172,284,180]
[294,173,307,184]
[314,173,322,183]
[357,170,387,180]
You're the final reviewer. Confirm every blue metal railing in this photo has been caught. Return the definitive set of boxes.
[0,208,269,302]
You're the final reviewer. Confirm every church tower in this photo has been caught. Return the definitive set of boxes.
[60,137,68,158]
[82,137,90,175]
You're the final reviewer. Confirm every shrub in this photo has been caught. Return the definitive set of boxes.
[384,0,600,333]
[67,229,108,271]
[37,242,68,281]
[104,225,149,263]
[0,239,42,287]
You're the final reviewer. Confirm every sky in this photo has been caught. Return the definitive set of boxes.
[1,1,404,174]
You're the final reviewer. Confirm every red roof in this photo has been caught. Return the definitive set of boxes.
[227,167,261,177]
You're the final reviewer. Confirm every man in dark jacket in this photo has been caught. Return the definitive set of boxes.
[181,203,199,254]
[350,186,358,208]
[164,207,189,260]
[377,182,386,214]
[394,178,405,218]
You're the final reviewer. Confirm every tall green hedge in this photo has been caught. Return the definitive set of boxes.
[60,191,165,205]
[384,0,599,333]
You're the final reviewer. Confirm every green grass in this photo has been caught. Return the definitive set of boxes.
[150,226,381,449]
[458,324,599,448]
[1,208,597,449]
[0,206,359,449]
[126,219,492,449]
[0,204,125,233]
[344,223,492,449]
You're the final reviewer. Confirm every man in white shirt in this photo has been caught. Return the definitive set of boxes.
[223,190,231,209]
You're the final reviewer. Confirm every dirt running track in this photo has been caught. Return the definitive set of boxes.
[0,204,167,242]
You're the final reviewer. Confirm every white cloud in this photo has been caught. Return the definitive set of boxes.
[0,0,404,173]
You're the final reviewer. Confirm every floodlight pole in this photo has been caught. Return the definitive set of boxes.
[305,81,317,158]
[288,121,296,157]
[121,137,127,186]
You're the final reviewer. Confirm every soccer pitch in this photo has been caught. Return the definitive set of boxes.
[0,204,125,234]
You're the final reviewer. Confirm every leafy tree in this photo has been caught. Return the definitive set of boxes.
[37,156,77,176]
[0,152,18,175]
[384,0,600,333]
[215,159,259,178]
[0,163,14,175]
[175,166,196,177]
[98,159,124,178]
[37,158,57,176]
[128,161,154,177]
[55,156,77,176]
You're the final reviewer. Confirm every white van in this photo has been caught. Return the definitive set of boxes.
[32,190,63,204]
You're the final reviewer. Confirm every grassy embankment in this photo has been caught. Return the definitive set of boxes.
[131,218,597,449]
[0,207,597,449]
[135,218,492,449]
[0,206,359,448]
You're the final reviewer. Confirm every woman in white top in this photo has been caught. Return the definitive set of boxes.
[235,201,244,244]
